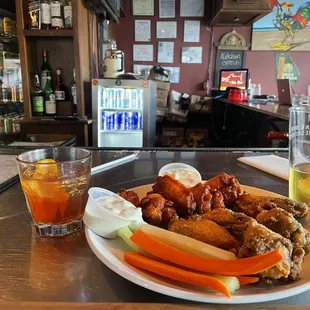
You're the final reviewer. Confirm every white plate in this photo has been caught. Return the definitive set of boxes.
[85,184,310,304]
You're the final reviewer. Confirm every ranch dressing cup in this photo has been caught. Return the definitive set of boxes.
[158,163,202,188]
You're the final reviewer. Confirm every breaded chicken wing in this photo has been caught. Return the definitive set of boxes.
[119,189,140,207]
[189,182,212,214]
[168,216,240,254]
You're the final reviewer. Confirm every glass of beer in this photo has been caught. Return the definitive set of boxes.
[289,106,310,204]
[16,148,92,237]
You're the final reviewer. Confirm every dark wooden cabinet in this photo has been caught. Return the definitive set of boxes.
[207,0,272,27]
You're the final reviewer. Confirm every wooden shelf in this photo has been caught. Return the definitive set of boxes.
[23,29,74,37]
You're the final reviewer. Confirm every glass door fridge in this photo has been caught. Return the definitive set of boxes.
[92,79,157,147]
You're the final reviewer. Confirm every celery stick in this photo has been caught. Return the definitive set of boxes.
[118,226,140,252]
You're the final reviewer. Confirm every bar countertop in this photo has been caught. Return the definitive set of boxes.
[1,148,308,308]
[219,98,290,120]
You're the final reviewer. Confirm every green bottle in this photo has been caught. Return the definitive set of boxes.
[40,50,52,90]
[31,71,45,116]
[44,72,56,116]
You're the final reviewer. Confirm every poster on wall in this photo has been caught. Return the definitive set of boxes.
[156,21,177,38]
[184,20,200,42]
[133,45,153,61]
[275,53,300,85]
[158,42,174,63]
[252,0,310,51]
[180,0,204,17]
[135,20,151,42]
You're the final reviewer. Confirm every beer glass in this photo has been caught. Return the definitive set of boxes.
[16,148,92,237]
[289,106,310,204]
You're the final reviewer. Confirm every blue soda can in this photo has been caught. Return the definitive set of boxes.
[118,88,125,108]
[127,112,134,130]
[132,112,139,130]
[137,112,143,129]
[137,89,143,108]
[111,88,117,108]
[101,88,107,108]
[111,112,118,130]
[123,89,130,108]
[124,112,130,130]
[104,89,111,108]
[131,89,137,108]
[101,111,108,130]
[117,112,125,130]
[115,88,121,108]
[105,112,111,130]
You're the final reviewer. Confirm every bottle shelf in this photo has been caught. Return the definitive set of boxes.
[100,130,143,134]
[100,108,143,112]
[23,29,74,37]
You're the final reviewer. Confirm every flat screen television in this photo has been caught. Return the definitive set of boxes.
[219,69,249,91]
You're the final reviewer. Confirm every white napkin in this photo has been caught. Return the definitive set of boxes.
[238,155,289,181]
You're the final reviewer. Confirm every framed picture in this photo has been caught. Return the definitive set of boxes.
[252,0,310,51]
[133,0,154,16]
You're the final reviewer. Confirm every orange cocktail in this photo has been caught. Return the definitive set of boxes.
[17,148,92,237]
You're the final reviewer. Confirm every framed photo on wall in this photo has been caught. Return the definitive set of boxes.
[133,0,155,16]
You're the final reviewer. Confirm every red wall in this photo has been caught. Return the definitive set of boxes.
[112,1,310,97]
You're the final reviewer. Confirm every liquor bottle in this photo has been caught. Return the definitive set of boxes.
[63,0,72,29]
[40,50,52,90]
[28,0,41,30]
[55,68,67,101]
[44,72,56,115]
[31,71,45,116]
[51,0,64,29]
[40,0,51,30]
[71,68,77,114]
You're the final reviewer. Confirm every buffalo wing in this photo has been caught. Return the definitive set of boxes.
[152,175,196,216]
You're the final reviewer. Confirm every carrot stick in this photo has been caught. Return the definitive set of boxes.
[130,230,284,276]
[237,276,260,285]
[124,252,231,299]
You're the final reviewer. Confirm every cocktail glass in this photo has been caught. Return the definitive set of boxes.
[16,147,92,237]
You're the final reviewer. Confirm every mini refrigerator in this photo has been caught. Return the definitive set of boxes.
[92,79,157,148]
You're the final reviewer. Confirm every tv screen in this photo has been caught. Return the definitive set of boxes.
[219,69,249,91]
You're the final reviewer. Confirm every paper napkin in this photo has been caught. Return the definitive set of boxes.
[238,155,289,181]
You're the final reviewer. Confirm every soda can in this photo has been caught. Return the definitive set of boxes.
[117,112,125,130]
[111,88,117,108]
[115,88,121,108]
[137,89,143,108]
[117,88,124,108]
[124,112,130,130]
[110,112,117,130]
[123,89,130,108]
[131,89,137,108]
[101,111,108,130]
[101,88,107,107]
[137,112,143,129]
[131,112,139,130]
[127,112,134,130]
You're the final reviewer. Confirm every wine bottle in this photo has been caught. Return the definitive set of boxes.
[31,71,45,116]
[40,50,52,90]
[55,68,68,101]
[44,72,56,115]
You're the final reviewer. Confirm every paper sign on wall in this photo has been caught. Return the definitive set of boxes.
[159,0,175,18]
[156,21,177,39]
[184,20,200,42]
[180,0,204,17]
[275,53,299,86]
[181,47,202,64]
[158,42,174,63]
[133,45,154,61]
[133,0,154,16]
[135,20,151,42]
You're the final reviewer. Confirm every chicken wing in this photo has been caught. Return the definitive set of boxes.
[236,194,310,247]
[152,175,196,216]
[238,220,295,281]
[256,208,310,248]
[236,193,309,219]
[189,182,212,214]
[205,172,241,205]
[168,216,240,254]
[119,189,140,207]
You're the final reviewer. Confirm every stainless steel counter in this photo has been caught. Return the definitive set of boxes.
[219,99,290,121]
[1,149,308,306]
